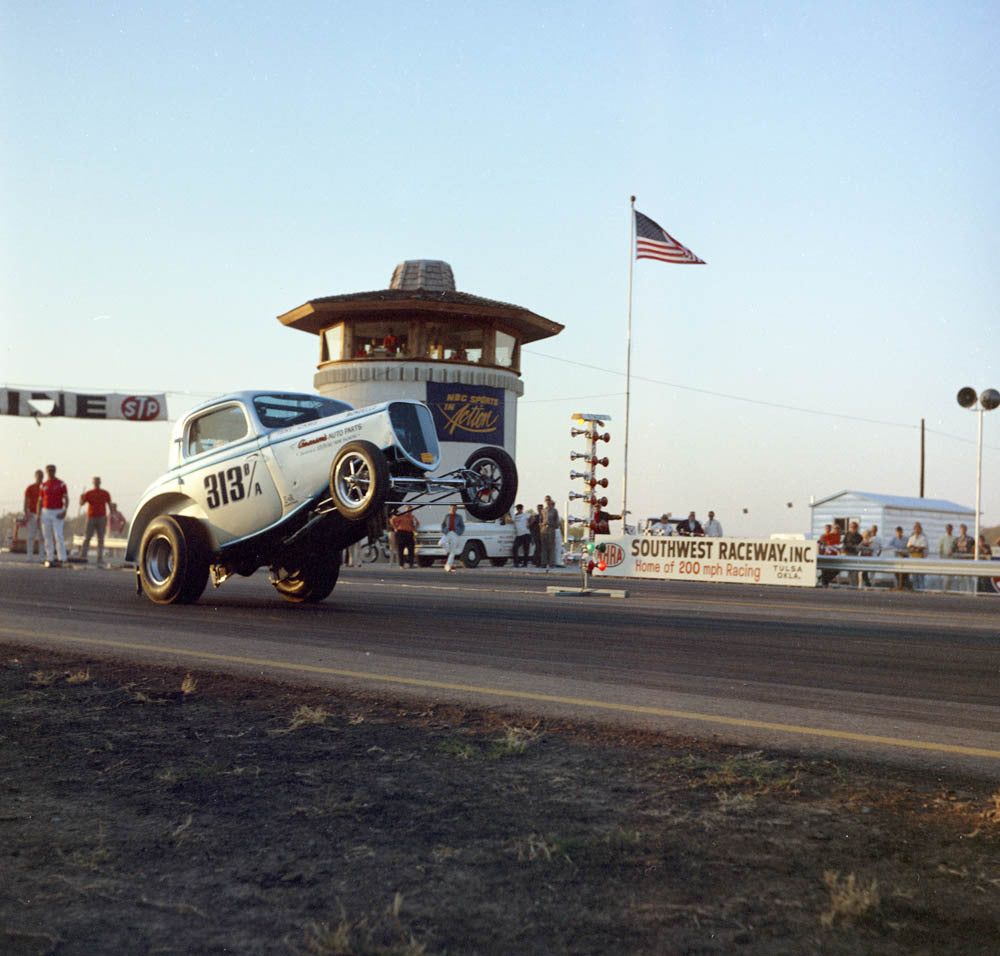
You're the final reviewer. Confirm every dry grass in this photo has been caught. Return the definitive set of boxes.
[180,672,197,696]
[488,724,541,758]
[29,669,64,687]
[983,790,1000,825]
[302,894,430,955]
[442,724,541,760]
[819,870,880,928]
[269,704,333,735]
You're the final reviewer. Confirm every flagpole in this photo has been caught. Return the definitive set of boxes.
[623,195,635,531]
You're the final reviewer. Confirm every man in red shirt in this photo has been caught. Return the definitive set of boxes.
[37,463,69,567]
[22,469,43,561]
[80,476,113,564]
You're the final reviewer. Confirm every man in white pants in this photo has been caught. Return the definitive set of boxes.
[38,463,69,567]
[440,504,465,572]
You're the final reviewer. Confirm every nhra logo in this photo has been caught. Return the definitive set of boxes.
[601,542,625,568]
[120,396,162,421]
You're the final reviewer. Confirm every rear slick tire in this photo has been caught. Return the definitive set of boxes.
[138,515,210,605]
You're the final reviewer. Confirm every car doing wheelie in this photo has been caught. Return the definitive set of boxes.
[126,390,517,604]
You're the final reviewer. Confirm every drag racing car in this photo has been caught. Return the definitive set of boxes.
[126,391,516,604]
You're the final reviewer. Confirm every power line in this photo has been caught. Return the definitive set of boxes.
[522,350,1000,451]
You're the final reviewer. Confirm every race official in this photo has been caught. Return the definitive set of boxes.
[38,464,69,567]
[80,476,112,564]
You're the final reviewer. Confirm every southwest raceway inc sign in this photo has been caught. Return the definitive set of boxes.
[1,388,167,422]
[594,535,818,588]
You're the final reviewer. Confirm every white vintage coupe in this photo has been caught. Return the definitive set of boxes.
[126,391,516,604]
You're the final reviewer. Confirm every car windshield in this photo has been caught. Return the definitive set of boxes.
[253,393,353,429]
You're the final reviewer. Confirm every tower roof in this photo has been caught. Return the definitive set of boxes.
[277,260,563,344]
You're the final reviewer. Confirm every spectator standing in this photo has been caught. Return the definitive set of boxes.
[652,514,674,535]
[907,522,928,589]
[860,524,884,588]
[38,464,69,567]
[952,524,974,557]
[952,524,976,593]
[937,523,956,592]
[818,523,840,586]
[511,504,531,567]
[977,535,993,557]
[883,526,910,590]
[842,520,864,587]
[390,505,419,568]
[22,469,43,561]
[539,495,560,570]
[108,502,127,537]
[938,524,955,557]
[677,512,704,536]
[440,504,465,572]
[859,529,875,586]
[529,505,543,566]
[80,476,113,564]
[703,511,723,537]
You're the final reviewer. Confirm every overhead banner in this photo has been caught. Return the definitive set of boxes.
[425,381,504,444]
[0,388,167,422]
[593,535,818,588]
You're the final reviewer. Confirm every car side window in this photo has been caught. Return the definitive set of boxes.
[186,405,249,456]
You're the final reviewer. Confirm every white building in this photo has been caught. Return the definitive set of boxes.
[277,260,563,482]
[810,490,975,550]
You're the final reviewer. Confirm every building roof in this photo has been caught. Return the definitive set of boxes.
[811,490,974,514]
[277,261,563,345]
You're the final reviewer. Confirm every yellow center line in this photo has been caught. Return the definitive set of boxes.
[3,625,998,760]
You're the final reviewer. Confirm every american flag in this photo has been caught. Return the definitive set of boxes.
[634,210,705,264]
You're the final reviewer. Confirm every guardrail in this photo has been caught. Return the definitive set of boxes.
[70,535,129,559]
[816,555,999,577]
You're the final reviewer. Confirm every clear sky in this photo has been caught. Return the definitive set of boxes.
[2,1,998,536]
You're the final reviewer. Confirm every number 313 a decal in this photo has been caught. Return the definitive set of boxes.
[204,466,247,509]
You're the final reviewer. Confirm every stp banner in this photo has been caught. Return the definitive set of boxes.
[593,535,817,588]
[1,388,167,421]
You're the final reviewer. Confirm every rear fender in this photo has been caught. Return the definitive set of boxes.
[125,493,217,562]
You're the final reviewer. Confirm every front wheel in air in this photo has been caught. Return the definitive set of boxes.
[461,446,518,521]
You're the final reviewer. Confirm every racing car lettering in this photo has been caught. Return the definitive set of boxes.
[205,467,247,509]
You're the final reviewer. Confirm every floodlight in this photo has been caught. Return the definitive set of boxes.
[957,387,978,408]
[981,388,1000,411]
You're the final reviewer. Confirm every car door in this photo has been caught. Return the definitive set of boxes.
[181,402,282,545]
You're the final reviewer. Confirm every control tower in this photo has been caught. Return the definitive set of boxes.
[277,260,563,479]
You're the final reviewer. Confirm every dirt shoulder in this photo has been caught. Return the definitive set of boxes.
[2,644,999,955]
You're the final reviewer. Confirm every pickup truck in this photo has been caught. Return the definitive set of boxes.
[414,519,515,568]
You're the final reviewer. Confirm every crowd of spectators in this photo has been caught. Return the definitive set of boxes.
[817,519,996,591]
